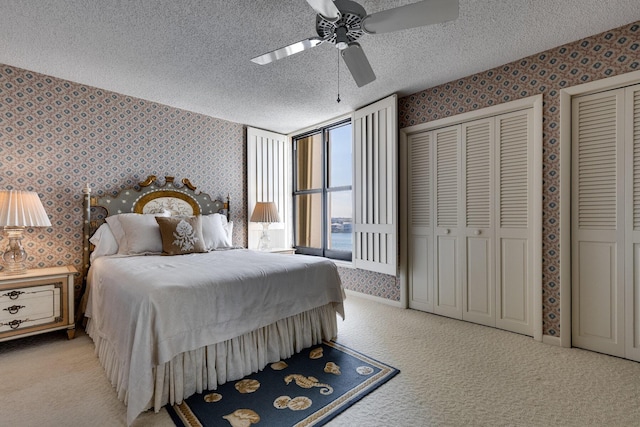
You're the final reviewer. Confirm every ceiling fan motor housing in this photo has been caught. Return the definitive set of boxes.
[316,0,366,49]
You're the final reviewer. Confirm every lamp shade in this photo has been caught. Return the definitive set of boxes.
[250,201,280,223]
[0,190,51,227]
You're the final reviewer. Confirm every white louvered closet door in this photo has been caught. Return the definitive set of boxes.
[405,101,540,336]
[461,118,495,327]
[625,84,640,362]
[572,89,625,357]
[408,132,433,311]
[434,126,462,319]
[495,110,534,336]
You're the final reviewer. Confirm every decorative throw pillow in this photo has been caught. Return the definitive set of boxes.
[156,216,207,255]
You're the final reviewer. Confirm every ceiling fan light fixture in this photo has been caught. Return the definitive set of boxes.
[251,0,459,87]
[335,26,349,50]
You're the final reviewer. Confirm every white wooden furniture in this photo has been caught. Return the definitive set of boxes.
[0,266,77,342]
[353,95,398,275]
[247,127,291,251]
[571,82,640,362]
[403,96,542,338]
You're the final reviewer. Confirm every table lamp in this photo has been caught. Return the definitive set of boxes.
[250,201,279,251]
[0,190,51,275]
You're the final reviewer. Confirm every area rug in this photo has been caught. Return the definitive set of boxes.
[167,340,399,427]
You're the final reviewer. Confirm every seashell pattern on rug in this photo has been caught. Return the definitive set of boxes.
[273,395,312,411]
[235,379,260,393]
[203,393,222,403]
[222,408,260,426]
[270,361,288,371]
[309,347,324,359]
[324,362,341,375]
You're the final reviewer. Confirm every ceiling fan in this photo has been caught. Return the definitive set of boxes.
[251,0,459,87]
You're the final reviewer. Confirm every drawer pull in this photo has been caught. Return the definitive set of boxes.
[4,305,25,315]
[2,319,28,329]
[3,290,25,300]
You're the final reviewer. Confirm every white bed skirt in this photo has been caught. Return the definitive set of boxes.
[86,303,340,421]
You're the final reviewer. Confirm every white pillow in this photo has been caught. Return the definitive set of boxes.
[201,214,232,249]
[105,212,169,255]
[89,223,119,261]
[225,221,234,243]
[219,214,234,243]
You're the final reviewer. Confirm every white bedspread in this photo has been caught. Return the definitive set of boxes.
[84,249,344,424]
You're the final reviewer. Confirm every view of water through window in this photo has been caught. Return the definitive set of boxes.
[294,120,352,260]
[328,125,352,252]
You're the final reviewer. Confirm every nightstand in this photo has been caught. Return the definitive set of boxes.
[268,248,296,254]
[0,266,77,342]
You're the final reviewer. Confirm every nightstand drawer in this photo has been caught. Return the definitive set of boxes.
[0,266,76,341]
[0,284,61,332]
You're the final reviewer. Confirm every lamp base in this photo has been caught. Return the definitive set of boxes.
[2,226,28,275]
[257,223,271,251]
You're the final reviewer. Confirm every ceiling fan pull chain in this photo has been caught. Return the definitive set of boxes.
[336,49,341,103]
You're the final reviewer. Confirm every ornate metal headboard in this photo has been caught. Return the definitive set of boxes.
[81,175,230,277]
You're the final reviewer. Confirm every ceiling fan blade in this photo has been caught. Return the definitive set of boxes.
[305,0,340,21]
[362,0,459,34]
[341,43,376,87]
[251,37,324,65]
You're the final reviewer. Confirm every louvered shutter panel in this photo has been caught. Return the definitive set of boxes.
[465,120,492,228]
[410,133,431,228]
[436,128,459,227]
[433,125,462,319]
[462,118,494,326]
[576,95,618,230]
[353,95,397,275]
[495,110,533,336]
[408,132,433,311]
[499,113,529,228]
[626,84,640,361]
[632,88,640,230]
[247,127,290,249]
[571,89,625,358]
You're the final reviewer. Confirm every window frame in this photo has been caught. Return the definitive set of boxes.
[292,118,352,261]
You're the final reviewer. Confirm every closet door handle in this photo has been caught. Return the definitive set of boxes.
[444,229,450,235]
[474,230,481,236]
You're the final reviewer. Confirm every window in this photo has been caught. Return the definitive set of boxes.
[293,120,352,261]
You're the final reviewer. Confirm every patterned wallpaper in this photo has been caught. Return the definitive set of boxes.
[0,65,247,298]
[398,21,640,336]
[338,266,400,302]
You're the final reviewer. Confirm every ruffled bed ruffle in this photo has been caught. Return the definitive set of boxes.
[86,303,340,424]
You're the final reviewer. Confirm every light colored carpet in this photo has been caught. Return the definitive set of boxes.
[2,293,640,426]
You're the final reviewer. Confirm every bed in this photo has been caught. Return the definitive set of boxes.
[81,176,345,425]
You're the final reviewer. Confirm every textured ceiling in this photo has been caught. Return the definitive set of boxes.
[1,0,639,134]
